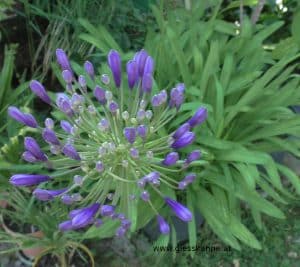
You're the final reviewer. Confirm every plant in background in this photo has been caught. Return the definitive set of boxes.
[7,47,208,238]
[79,1,300,254]
[0,188,95,267]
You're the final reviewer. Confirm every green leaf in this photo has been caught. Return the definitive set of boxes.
[187,189,196,258]
[228,216,261,250]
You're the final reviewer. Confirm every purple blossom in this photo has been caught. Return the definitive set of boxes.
[126,60,138,89]
[162,152,179,166]
[171,131,195,149]
[62,143,81,160]
[84,61,95,79]
[56,93,73,116]
[22,151,38,163]
[188,107,207,128]
[141,73,152,93]
[100,205,115,216]
[42,128,60,145]
[45,118,54,129]
[173,123,190,139]
[71,203,100,228]
[109,101,119,114]
[164,197,192,222]
[78,75,87,87]
[24,137,47,161]
[33,188,67,201]
[60,120,72,134]
[8,106,38,128]
[94,86,107,104]
[157,215,170,234]
[29,80,51,104]
[141,190,150,201]
[134,49,148,76]
[137,125,147,139]
[108,50,121,87]
[62,70,73,84]
[10,174,51,187]
[59,220,74,231]
[186,150,201,163]
[56,48,72,73]
[123,127,136,144]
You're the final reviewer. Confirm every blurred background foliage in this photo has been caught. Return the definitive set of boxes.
[0,0,300,266]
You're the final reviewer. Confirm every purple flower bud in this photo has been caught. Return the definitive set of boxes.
[108,50,121,87]
[188,107,207,128]
[45,118,54,129]
[151,95,160,107]
[115,226,126,237]
[78,75,86,87]
[84,61,95,79]
[29,80,51,104]
[137,109,145,121]
[8,106,38,128]
[164,197,192,222]
[123,127,136,144]
[56,48,72,72]
[96,161,104,172]
[100,205,115,216]
[137,125,147,139]
[176,83,185,93]
[130,147,139,158]
[134,49,148,76]
[62,70,73,84]
[157,215,170,234]
[137,178,146,188]
[146,172,160,182]
[141,190,150,201]
[10,174,51,187]
[22,151,37,163]
[143,56,154,76]
[71,93,84,107]
[56,93,73,116]
[121,219,131,230]
[170,85,184,110]
[159,90,168,103]
[94,86,107,104]
[109,101,119,114]
[162,152,179,166]
[186,150,201,163]
[42,128,60,145]
[101,74,110,85]
[173,123,190,139]
[98,118,109,131]
[141,73,152,93]
[61,195,74,205]
[62,143,81,160]
[59,220,74,231]
[71,203,100,228]
[24,137,47,161]
[171,131,195,149]
[178,181,187,190]
[60,120,72,134]
[184,173,196,184]
[126,60,138,89]
[33,188,67,201]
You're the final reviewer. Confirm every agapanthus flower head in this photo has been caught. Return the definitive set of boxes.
[8,48,207,237]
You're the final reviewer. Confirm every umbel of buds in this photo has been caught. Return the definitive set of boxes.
[8,48,207,237]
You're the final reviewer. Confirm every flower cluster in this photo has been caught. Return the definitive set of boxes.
[8,48,207,236]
